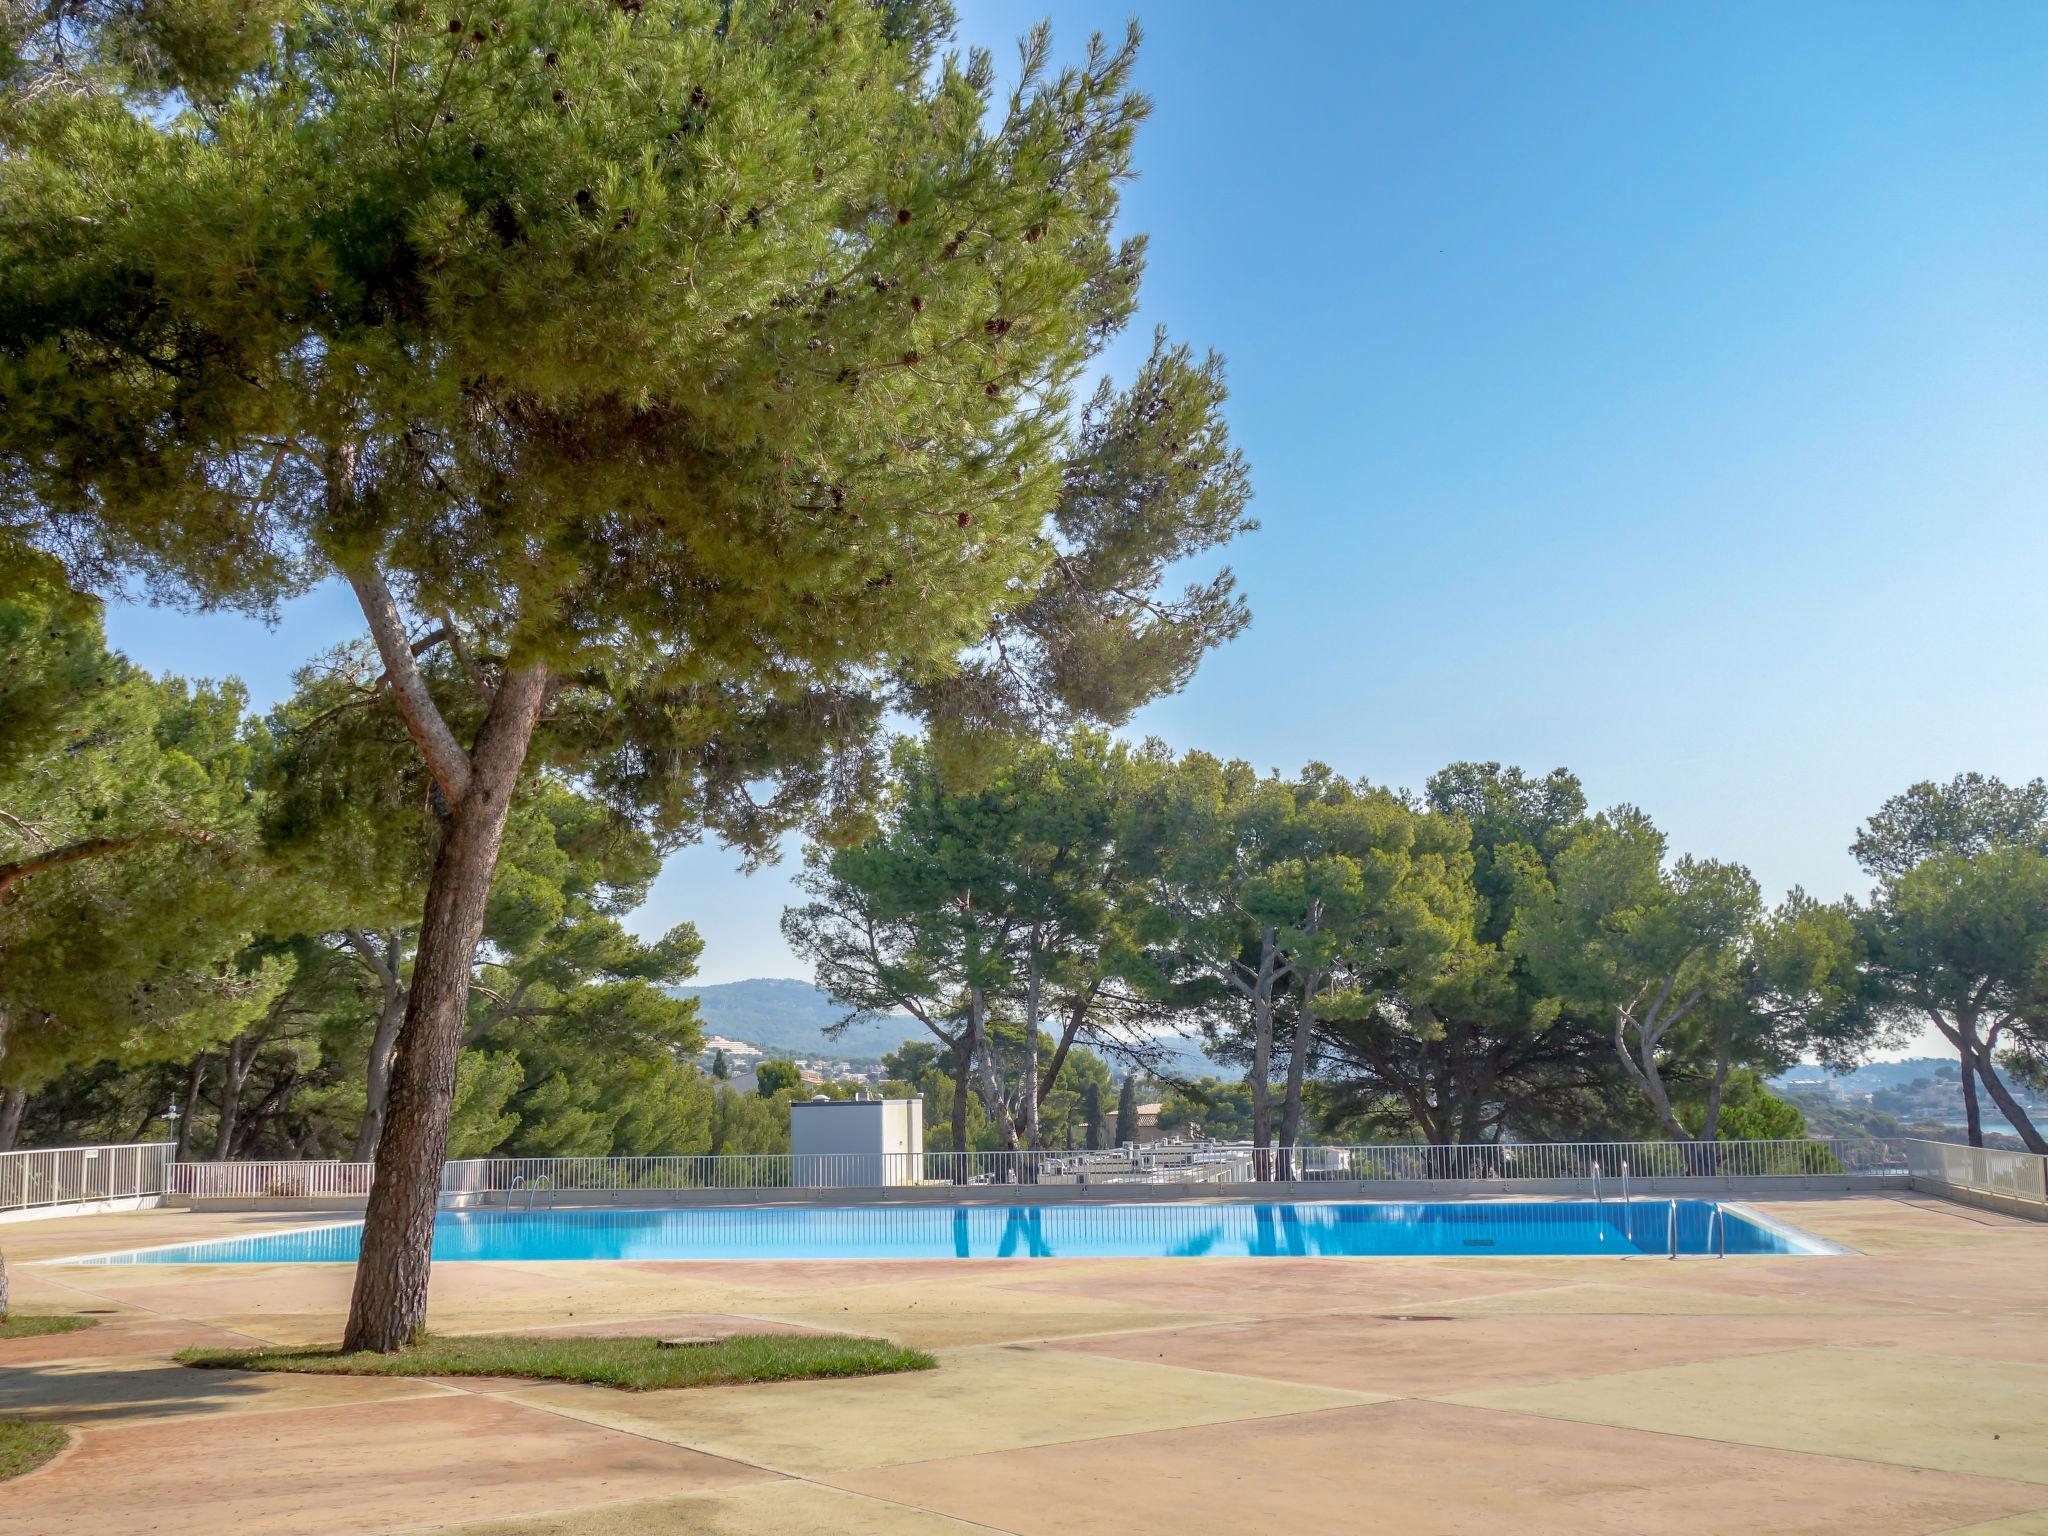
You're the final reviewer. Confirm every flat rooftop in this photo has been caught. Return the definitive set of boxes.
[4,1193,2046,1534]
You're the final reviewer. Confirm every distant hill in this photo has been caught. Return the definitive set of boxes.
[675,978,906,1059]
[673,976,1226,1078]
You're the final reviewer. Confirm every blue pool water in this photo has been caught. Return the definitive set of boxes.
[85,1199,1821,1263]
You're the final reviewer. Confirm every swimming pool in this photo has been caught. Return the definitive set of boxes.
[79,1199,1828,1263]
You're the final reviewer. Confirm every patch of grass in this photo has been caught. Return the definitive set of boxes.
[0,1419,69,1482]
[178,1330,936,1391]
[0,1314,97,1340]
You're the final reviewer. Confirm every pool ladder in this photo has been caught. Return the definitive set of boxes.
[1591,1159,1633,1205]
[1668,1200,1729,1260]
[507,1174,555,1212]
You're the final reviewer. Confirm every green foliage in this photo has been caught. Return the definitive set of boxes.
[446,1051,524,1158]
[1851,774,2048,879]
[0,576,285,1089]
[179,1331,934,1391]
[754,1059,804,1098]
[1114,1073,1138,1144]
[707,1083,789,1156]
[1705,1069,1808,1142]
[1,0,1181,859]
[1160,1076,1253,1141]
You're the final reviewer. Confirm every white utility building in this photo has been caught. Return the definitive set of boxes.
[789,1094,925,1187]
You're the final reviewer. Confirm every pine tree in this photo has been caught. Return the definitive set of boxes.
[1,558,289,1132]
[1,2,1191,1350]
[1114,1074,1139,1146]
[1081,1080,1104,1151]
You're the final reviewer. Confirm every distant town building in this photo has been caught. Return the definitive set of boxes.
[702,1036,763,1060]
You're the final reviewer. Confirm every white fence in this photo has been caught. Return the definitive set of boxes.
[167,1160,377,1199]
[0,1142,172,1211]
[0,1134,1930,1217]
[1905,1138,2048,1209]
[438,1138,1904,1201]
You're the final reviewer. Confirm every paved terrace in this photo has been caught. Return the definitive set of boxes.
[2,1195,2045,1535]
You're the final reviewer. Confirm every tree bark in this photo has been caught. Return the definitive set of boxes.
[173,1056,205,1163]
[1037,981,1099,1122]
[0,1086,25,1153]
[229,1073,296,1159]
[948,1041,973,1182]
[1960,1052,1984,1147]
[1277,968,1320,1181]
[347,930,408,1162]
[1613,990,1695,1144]
[966,986,1022,1163]
[340,663,548,1353]
[1020,932,1042,1165]
[1966,1024,2048,1153]
[212,1035,250,1161]
[1930,1011,1986,1147]
[1242,925,1283,1180]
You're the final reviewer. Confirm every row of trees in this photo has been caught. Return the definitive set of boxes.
[0,560,743,1161]
[789,736,2048,1170]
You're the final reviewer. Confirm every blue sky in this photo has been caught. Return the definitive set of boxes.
[106,2,2048,1054]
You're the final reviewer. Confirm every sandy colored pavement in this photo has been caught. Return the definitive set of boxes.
[1,1193,2045,1534]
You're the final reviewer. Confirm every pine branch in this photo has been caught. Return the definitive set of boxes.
[344,563,474,804]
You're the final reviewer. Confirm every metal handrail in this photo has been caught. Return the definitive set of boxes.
[1,1134,1922,1216]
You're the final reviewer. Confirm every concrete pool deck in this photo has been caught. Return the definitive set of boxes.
[2,1193,2045,1534]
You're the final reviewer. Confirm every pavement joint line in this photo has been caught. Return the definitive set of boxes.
[382,1469,1028,1536]
[998,1329,1900,1400]
[1878,1193,2027,1230]
[490,1351,1379,1479]
[1921,1504,2048,1536]
[1427,1393,2048,1489]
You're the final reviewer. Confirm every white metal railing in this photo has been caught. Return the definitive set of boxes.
[435,1137,1902,1202]
[1904,1138,2048,1207]
[167,1160,376,1199]
[0,1142,172,1211]
[0,1134,1914,1215]
[440,1146,1260,1200]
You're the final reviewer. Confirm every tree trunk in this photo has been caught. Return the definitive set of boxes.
[173,1056,205,1163]
[948,1043,973,1183]
[1277,969,1320,1181]
[1932,1012,1986,1147]
[1246,925,1279,1180]
[0,1086,25,1154]
[341,665,548,1354]
[230,1074,296,1159]
[1696,1044,1733,1176]
[1020,933,1042,1163]
[1960,1054,1984,1147]
[1038,982,1098,1119]
[212,1036,249,1160]
[1968,1032,2048,1153]
[1613,1007,1692,1144]
[351,934,408,1162]
[966,986,1021,1164]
